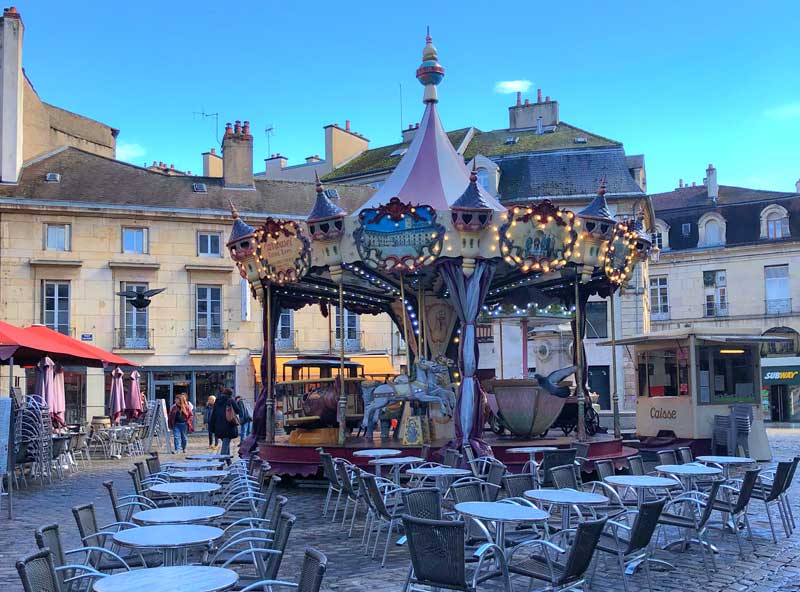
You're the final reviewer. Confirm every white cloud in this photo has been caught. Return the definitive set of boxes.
[763,102,800,120]
[117,142,147,162]
[494,80,533,94]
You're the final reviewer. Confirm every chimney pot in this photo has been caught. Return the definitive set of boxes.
[345,120,351,131]
[170,164,175,169]
[537,89,542,103]
[152,161,156,166]
[242,120,250,135]
[516,91,522,106]
[210,148,216,155]
[225,122,233,135]
[679,178,683,188]
[234,120,242,134]
[691,181,696,187]
[524,99,530,105]
[545,95,550,102]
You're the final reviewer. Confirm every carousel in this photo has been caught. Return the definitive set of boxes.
[227,33,653,476]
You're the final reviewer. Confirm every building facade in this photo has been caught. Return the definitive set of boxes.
[649,165,800,422]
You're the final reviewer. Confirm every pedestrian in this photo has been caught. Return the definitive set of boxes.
[210,387,238,457]
[168,393,193,453]
[204,395,217,449]
[235,395,253,440]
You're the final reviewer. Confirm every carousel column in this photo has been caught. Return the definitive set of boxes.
[264,284,275,444]
[337,280,347,446]
[574,271,586,441]
[521,317,529,377]
[609,292,621,439]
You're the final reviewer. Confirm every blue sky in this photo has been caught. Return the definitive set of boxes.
[15,0,800,194]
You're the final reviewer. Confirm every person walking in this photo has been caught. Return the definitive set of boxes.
[235,395,253,440]
[204,395,217,449]
[168,393,193,453]
[210,387,239,457]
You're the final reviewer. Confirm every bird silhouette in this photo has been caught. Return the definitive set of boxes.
[116,287,166,309]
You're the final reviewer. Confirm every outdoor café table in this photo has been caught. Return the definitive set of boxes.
[507,447,557,485]
[132,506,225,526]
[185,453,233,461]
[354,448,402,475]
[524,488,608,530]
[163,461,225,470]
[92,565,238,592]
[455,501,548,552]
[369,455,424,483]
[655,464,722,491]
[170,469,229,481]
[112,524,223,566]
[149,481,221,506]
[696,455,755,478]
[406,466,472,490]
[604,475,679,506]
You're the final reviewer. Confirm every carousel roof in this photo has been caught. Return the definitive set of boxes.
[308,172,346,222]
[352,32,504,216]
[579,180,614,220]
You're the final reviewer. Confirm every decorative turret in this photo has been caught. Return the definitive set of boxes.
[452,164,494,276]
[307,172,347,282]
[416,28,445,104]
[576,179,616,281]
[226,201,263,299]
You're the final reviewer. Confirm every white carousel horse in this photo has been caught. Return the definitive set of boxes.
[360,357,456,440]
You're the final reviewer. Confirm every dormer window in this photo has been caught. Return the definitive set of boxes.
[760,204,790,239]
[652,219,670,251]
[475,168,490,191]
[697,212,726,247]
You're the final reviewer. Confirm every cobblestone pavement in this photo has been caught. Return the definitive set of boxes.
[3,429,800,591]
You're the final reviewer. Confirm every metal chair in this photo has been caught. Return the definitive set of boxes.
[508,516,607,592]
[539,449,577,487]
[550,464,626,520]
[502,473,536,498]
[676,446,694,464]
[16,548,88,592]
[750,461,793,542]
[102,480,156,523]
[628,455,645,476]
[239,547,328,592]
[401,487,442,521]
[401,515,510,592]
[713,468,760,556]
[317,450,343,520]
[443,448,463,468]
[592,498,667,592]
[594,459,616,481]
[762,456,799,532]
[335,460,363,536]
[656,449,678,466]
[361,472,404,566]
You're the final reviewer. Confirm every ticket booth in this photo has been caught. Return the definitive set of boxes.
[606,329,782,461]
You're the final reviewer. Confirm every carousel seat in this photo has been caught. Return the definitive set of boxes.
[285,416,322,426]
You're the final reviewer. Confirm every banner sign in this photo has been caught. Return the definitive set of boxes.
[354,198,445,272]
[498,201,577,274]
[255,218,312,285]
[424,297,458,359]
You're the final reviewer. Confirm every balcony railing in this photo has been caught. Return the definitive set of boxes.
[477,324,494,343]
[115,327,153,349]
[275,329,298,351]
[191,328,228,350]
[650,306,670,321]
[704,303,729,318]
[333,330,363,353]
[766,298,792,315]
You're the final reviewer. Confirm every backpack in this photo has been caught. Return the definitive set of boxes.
[225,402,240,425]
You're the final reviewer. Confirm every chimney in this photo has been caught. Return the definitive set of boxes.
[679,179,683,188]
[264,153,288,175]
[0,7,23,183]
[305,155,322,163]
[705,163,718,200]
[324,121,368,169]
[509,88,559,130]
[202,147,222,177]
[516,91,521,106]
[796,179,800,193]
[401,122,420,143]
[345,119,351,132]
[222,119,254,187]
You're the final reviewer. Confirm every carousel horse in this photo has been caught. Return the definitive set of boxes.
[360,357,456,440]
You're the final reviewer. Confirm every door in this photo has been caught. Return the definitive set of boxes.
[154,382,173,409]
[769,385,789,422]
[588,366,611,410]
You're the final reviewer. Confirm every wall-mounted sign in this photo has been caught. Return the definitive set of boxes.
[254,218,311,285]
[354,197,445,272]
[603,221,638,285]
[498,201,576,274]
[763,368,800,385]
[80,333,93,342]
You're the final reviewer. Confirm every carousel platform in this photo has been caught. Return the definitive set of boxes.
[257,432,637,477]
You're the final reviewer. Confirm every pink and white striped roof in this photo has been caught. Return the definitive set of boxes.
[352,101,505,215]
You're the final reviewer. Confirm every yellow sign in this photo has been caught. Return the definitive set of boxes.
[255,218,311,285]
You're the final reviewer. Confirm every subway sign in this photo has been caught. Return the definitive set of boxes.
[762,368,800,385]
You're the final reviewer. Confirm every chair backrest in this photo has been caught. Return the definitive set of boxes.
[401,488,442,520]
[540,449,577,486]
[402,514,467,590]
[34,524,66,585]
[732,468,761,514]
[698,480,722,527]
[626,497,666,554]
[766,461,793,502]
[442,448,462,468]
[264,511,296,580]
[318,451,338,485]
[551,464,579,490]
[128,468,144,495]
[296,548,328,592]
[361,473,391,519]
[559,516,607,584]
[270,495,289,527]
[484,459,507,489]
[257,475,282,519]
[102,480,123,523]
[502,473,535,498]
[656,450,678,466]
[134,461,147,481]
[145,455,161,475]
[450,480,484,504]
[785,456,800,493]
[628,455,645,476]
[594,459,615,481]
[334,461,356,497]
[16,548,61,592]
[676,447,694,464]
[72,503,99,541]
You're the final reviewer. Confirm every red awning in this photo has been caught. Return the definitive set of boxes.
[24,325,137,367]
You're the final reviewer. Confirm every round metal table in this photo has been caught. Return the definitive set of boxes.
[149,481,221,506]
[604,475,679,505]
[696,455,755,478]
[524,488,608,530]
[92,565,237,592]
[455,501,548,551]
[112,525,223,566]
[163,461,224,471]
[353,448,402,458]
[507,446,558,485]
[655,464,722,490]
[185,454,232,461]
[369,455,424,481]
[406,466,472,489]
[132,505,225,526]
[170,470,229,481]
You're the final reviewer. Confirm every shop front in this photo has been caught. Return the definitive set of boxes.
[761,357,800,422]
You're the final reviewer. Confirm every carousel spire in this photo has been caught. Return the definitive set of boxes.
[307,171,346,223]
[227,200,255,243]
[416,27,445,103]
[452,161,492,210]
[579,176,613,220]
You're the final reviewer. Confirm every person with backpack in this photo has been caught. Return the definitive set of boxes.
[167,393,193,453]
[210,387,239,456]
[235,395,253,439]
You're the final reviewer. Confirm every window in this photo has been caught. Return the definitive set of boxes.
[681,223,691,237]
[652,219,670,250]
[761,204,791,239]
[651,231,663,250]
[122,227,148,254]
[703,270,728,317]
[198,232,222,257]
[650,276,670,320]
[334,307,361,351]
[765,265,791,315]
[195,285,223,348]
[119,282,149,348]
[637,348,689,398]
[476,168,490,191]
[44,223,70,251]
[697,346,757,405]
[585,301,608,339]
[698,212,726,247]
[276,308,294,350]
[42,280,70,335]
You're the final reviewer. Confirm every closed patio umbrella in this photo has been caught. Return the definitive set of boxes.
[35,356,55,416]
[51,363,66,427]
[109,366,125,425]
[126,370,144,419]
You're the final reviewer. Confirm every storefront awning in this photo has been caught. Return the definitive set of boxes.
[599,328,792,347]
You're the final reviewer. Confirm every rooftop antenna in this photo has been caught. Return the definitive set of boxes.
[399,82,404,132]
[264,125,276,156]
[193,109,220,143]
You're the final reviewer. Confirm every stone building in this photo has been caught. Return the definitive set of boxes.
[649,166,800,422]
